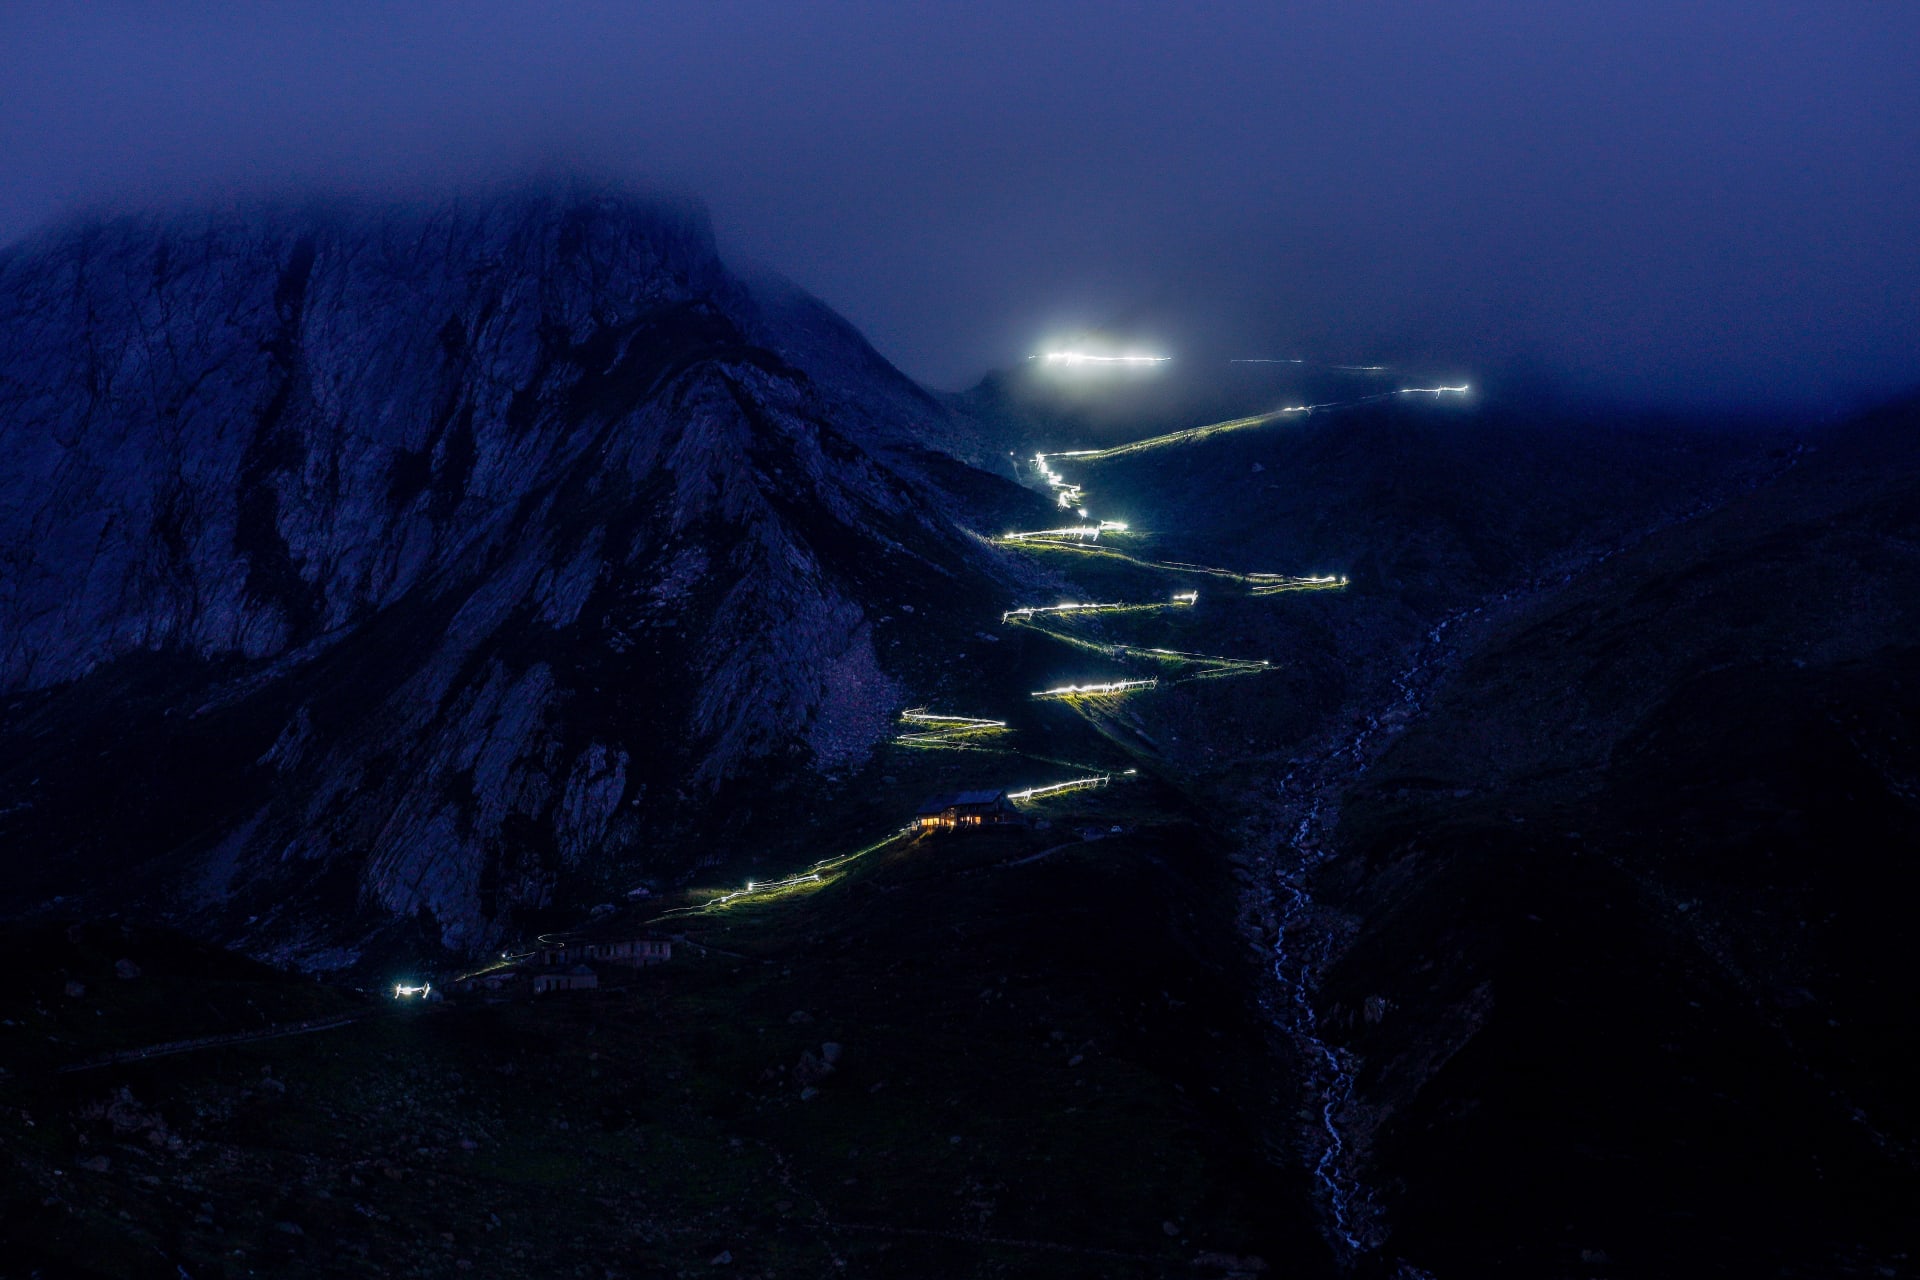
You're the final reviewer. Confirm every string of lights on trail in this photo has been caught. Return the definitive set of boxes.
[1005,606,1272,681]
[1028,384,1469,511]
[641,764,1138,921]
[893,709,1011,748]
[995,532,1350,596]
[998,383,1470,705]
[551,375,1466,940]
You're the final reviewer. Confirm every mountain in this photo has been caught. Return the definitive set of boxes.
[3,180,1914,1277]
[0,184,1047,965]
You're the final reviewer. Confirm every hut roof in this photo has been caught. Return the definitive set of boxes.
[915,789,1008,816]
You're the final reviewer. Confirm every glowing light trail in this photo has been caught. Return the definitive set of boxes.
[1134,646,1269,671]
[1227,359,1386,372]
[1042,352,1170,366]
[1001,592,1197,624]
[1033,406,1299,467]
[1030,385,1470,480]
[1031,455,1086,509]
[1006,610,1272,684]
[997,521,1129,545]
[999,537,1350,597]
[1250,573,1349,596]
[1007,774,1112,802]
[650,828,919,921]
[1031,678,1159,700]
[895,708,1011,749]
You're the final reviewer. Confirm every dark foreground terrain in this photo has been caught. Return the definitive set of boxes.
[2,799,1315,1278]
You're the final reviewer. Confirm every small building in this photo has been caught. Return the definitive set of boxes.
[913,789,1017,831]
[538,937,672,968]
[531,965,599,994]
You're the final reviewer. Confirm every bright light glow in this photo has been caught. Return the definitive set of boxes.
[999,525,1111,544]
[1042,406,1305,464]
[899,710,1007,728]
[1141,646,1269,668]
[1001,537,1352,596]
[1397,384,1470,395]
[650,828,920,922]
[1007,774,1113,802]
[1001,597,1191,622]
[393,982,431,999]
[1006,600,1272,684]
[1031,678,1159,699]
[1042,352,1169,365]
[1031,453,1089,510]
[1248,573,1349,596]
[895,708,1012,748]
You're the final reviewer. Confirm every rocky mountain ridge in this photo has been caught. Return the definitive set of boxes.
[0,184,1041,965]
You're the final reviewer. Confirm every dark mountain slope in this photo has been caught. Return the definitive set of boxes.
[0,186,1047,965]
[1310,398,1920,1275]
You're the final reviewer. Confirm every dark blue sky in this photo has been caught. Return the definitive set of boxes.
[2,2,1915,410]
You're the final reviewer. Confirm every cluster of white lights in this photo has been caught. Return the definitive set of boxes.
[1000,592,1194,624]
[1007,775,1112,802]
[1004,600,1115,622]
[999,522,1126,544]
[1031,453,1085,510]
[1249,573,1349,596]
[393,982,431,999]
[709,872,824,908]
[895,708,1011,747]
[1031,678,1159,699]
[1036,351,1167,364]
[1140,646,1270,668]
[900,709,1006,728]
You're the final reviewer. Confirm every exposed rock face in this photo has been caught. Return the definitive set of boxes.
[0,184,1014,960]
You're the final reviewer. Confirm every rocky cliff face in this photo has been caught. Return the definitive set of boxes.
[0,185,1023,963]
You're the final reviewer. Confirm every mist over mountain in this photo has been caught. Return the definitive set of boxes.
[5,4,1919,413]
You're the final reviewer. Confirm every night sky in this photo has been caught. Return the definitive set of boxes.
[3,1,1915,411]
